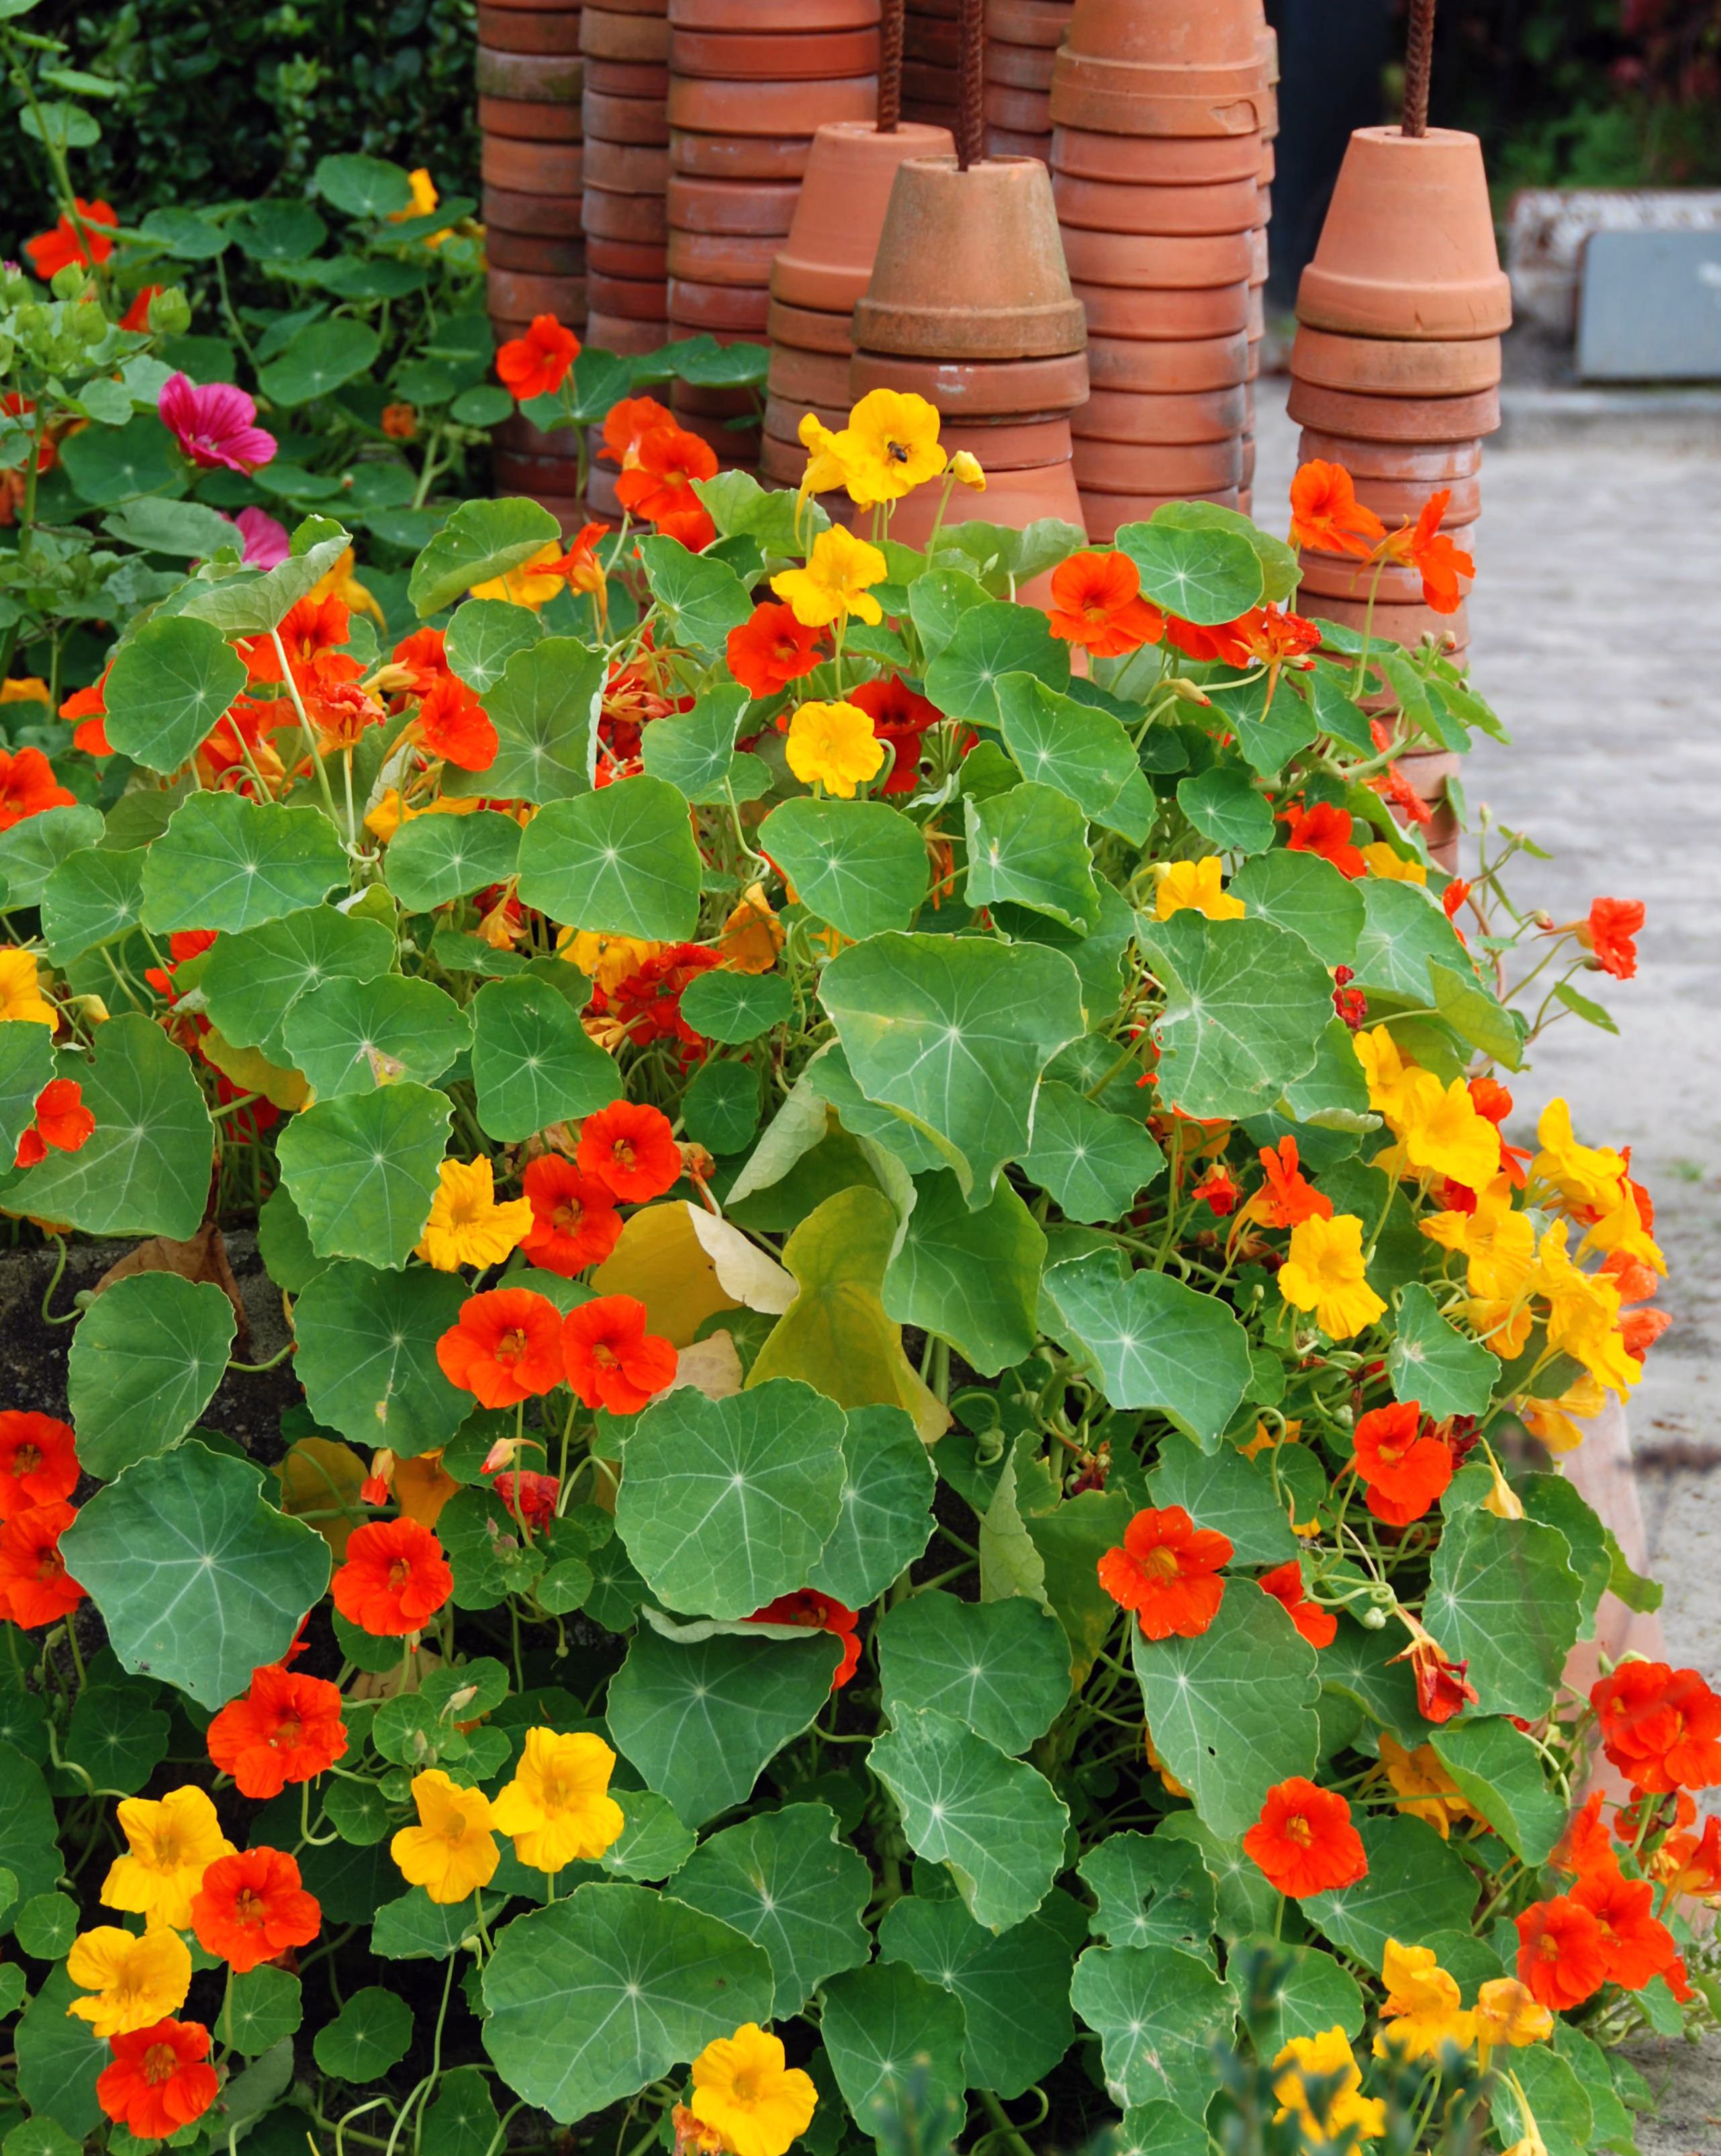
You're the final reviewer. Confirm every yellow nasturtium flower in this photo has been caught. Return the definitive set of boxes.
[1360,841,1427,884]
[689,2024,818,2156]
[416,1157,534,1272]
[1373,1940,1476,2059]
[830,388,945,504]
[1474,1977,1553,2057]
[0,947,56,1027]
[101,1785,234,1932]
[784,700,884,799]
[1270,2026,1384,2146]
[472,543,566,609]
[770,526,888,630]
[1153,856,1245,923]
[66,1926,192,2038]
[1395,1070,1503,1191]
[1276,1213,1386,1340]
[391,1769,499,1904]
[490,1728,625,1873]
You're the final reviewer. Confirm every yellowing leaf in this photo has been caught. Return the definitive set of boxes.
[200,1025,311,1112]
[590,1203,741,1348]
[274,1436,367,1557]
[395,1451,459,1530]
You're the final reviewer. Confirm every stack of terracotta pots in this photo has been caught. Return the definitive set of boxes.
[1046,0,1270,545]
[983,0,1075,160]
[762,118,954,501]
[1241,2,1278,515]
[903,0,962,135]
[664,0,882,467]
[850,154,1090,551]
[581,0,671,353]
[1289,125,1511,865]
[479,0,588,343]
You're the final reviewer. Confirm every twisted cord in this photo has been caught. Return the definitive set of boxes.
[1402,0,1436,136]
[879,0,904,132]
[957,0,984,169]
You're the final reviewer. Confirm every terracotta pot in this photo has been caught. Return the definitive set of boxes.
[477,48,584,101]
[485,136,586,191]
[983,83,1054,132]
[1248,225,1268,283]
[1073,434,1243,491]
[676,378,758,417]
[671,26,881,78]
[582,7,671,58]
[584,185,669,242]
[667,275,771,331]
[588,453,624,516]
[1296,551,1471,606]
[1072,278,1250,339]
[1311,592,1469,647]
[768,296,853,354]
[489,266,588,320]
[500,485,591,530]
[772,120,955,312]
[496,450,590,496]
[671,129,815,179]
[759,429,817,484]
[1260,136,1274,181]
[482,0,583,11]
[582,89,672,144]
[1246,285,1264,334]
[987,0,1074,46]
[1295,426,1483,480]
[940,414,1081,469]
[768,343,853,405]
[853,156,1088,359]
[1049,75,1268,137]
[676,0,876,24]
[1285,379,1501,443]
[906,19,959,62]
[1289,326,1503,396]
[1388,747,1460,868]
[1053,171,1260,236]
[587,308,671,352]
[490,228,588,275]
[586,235,669,278]
[585,268,665,317]
[586,56,671,95]
[985,125,1051,158]
[665,231,779,287]
[667,175,800,234]
[1051,124,1261,185]
[763,394,845,442]
[889,453,1088,566]
[667,406,759,463]
[1076,383,1246,442]
[1297,126,1511,340]
[486,184,586,236]
[1064,0,1268,73]
[498,409,585,457]
[481,4,584,54]
[479,94,582,142]
[667,75,878,132]
[596,0,672,12]
[1086,328,1248,390]
[1348,473,1481,524]
[1060,227,1253,289]
[849,345,1090,414]
[584,138,670,190]
[1082,487,1238,540]
[986,41,1057,89]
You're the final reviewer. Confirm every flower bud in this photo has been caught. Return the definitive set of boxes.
[50,265,88,301]
[148,287,191,336]
[72,299,107,343]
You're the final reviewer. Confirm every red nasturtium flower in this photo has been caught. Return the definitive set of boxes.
[1048,551,1166,657]
[14,1076,95,1168]
[238,594,349,685]
[414,673,498,772]
[1391,1622,1479,1725]
[845,675,942,795]
[206,1665,348,1799]
[1516,1895,1608,2010]
[97,2019,218,2141]
[1279,800,1366,880]
[0,1501,84,1627]
[332,1518,453,1637]
[1164,614,1251,666]
[1254,1137,1333,1228]
[561,1295,677,1415]
[1243,1777,1368,1897]
[518,1155,622,1276]
[727,602,825,698]
[437,1288,567,1409]
[1349,1401,1453,1526]
[1097,1505,1233,1641]
[1573,1861,1678,1990]
[746,1589,862,1688]
[191,1846,322,1973]
[1257,1561,1337,1649]
[0,745,75,833]
[391,625,452,693]
[0,1412,79,1515]
[599,395,676,469]
[60,671,111,755]
[25,197,118,280]
[1383,490,1473,614]
[496,314,581,401]
[577,1099,682,1203]
[615,424,719,533]
[1288,459,1385,558]
[1552,1789,1614,1877]
[1591,1662,1721,1793]
[1191,1165,1239,1217]
[491,1470,561,1530]
[1582,897,1645,981]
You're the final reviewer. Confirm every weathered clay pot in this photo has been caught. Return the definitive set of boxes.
[668,175,800,234]
[584,6,671,58]
[1071,279,1249,338]
[1344,473,1482,524]
[768,297,853,355]
[496,450,588,498]
[586,236,668,279]
[588,449,625,516]
[1086,328,1248,390]
[939,414,1081,469]
[1060,227,1254,289]
[670,26,881,77]
[767,344,853,405]
[988,0,1072,38]
[479,95,582,142]
[1297,127,1512,340]
[1064,0,1268,73]
[667,276,771,331]
[1053,171,1260,235]
[1246,283,1264,335]
[1311,592,1470,647]
[500,483,589,529]
[1083,487,1238,540]
[481,3,584,53]
[673,0,876,24]
[584,185,669,242]
[586,57,671,95]
[985,125,1050,158]
[849,346,1090,414]
[587,308,670,352]
[1048,79,1267,137]
[1295,426,1483,479]
[1077,383,1247,442]
[888,451,1087,553]
[667,228,782,284]
[853,156,1088,360]
[986,42,1057,89]
[481,136,591,191]
[477,48,583,101]
[490,228,588,275]
[763,395,845,442]
[583,89,672,144]
[486,184,586,236]
[983,84,1054,133]
[1072,434,1244,491]
[772,120,955,312]
[667,405,758,463]
[1290,326,1503,395]
[588,269,667,318]
[488,267,587,320]
[670,130,815,179]
[1296,549,1473,606]
[498,410,586,458]
[1052,124,1261,184]
[667,75,878,132]
[1285,379,1502,443]
[584,138,670,191]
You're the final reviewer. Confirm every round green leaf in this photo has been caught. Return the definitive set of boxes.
[1118,519,1262,625]
[15,1967,104,2137]
[882,1168,1045,1378]
[13,1890,77,1961]
[756,797,927,943]
[923,601,1070,729]
[293,1260,470,1455]
[1078,1831,1216,1955]
[0,1023,55,1165]
[1229,848,1364,969]
[470,974,620,1141]
[806,1403,935,1610]
[443,638,603,804]
[40,846,146,966]
[63,1683,171,1797]
[67,1272,236,1479]
[679,969,792,1045]
[408,498,563,619]
[58,1444,332,1707]
[672,1803,872,2015]
[964,782,1101,931]
[1244,1940,1365,2057]
[141,207,230,259]
[1137,912,1334,1121]
[257,319,383,407]
[444,600,542,694]
[819,1962,970,2143]
[514,776,702,939]
[420,2067,500,2156]
[616,1380,846,1620]
[1070,1943,1236,2116]
[103,615,248,775]
[140,794,348,935]
[230,201,327,261]
[383,809,522,911]
[314,153,414,218]
[60,415,181,506]
[1019,1081,1166,1225]
[0,804,103,909]
[480,1882,774,2124]
[200,905,396,1062]
[1424,1507,1583,1720]
[636,534,751,652]
[222,1966,303,2058]
[1041,1249,1250,1448]
[1301,1814,1481,1975]
[681,1057,757,1154]
[0,1743,60,1935]
[878,1591,1071,1756]
[284,974,471,1096]
[638,684,764,806]
[313,1985,413,2081]
[1146,1436,1299,1567]
[1176,763,1276,855]
[1387,1280,1501,1421]
[994,673,1136,820]
[276,1081,453,1271]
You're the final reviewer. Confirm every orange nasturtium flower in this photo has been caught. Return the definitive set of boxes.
[0,1411,79,1513]
[0,1499,85,1626]
[1573,1862,1679,1990]
[614,424,718,528]
[190,1846,321,1973]
[1349,1400,1454,1525]
[1515,1895,1608,2010]
[518,1155,622,1276]
[331,1517,454,1636]
[1257,1560,1336,1648]
[745,1589,862,1687]
[15,1076,94,1169]
[1288,459,1386,558]
[1252,1137,1333,1229]
[1279,799,1367,880]
[97,2020,219,2141]
[24,197,118,280]
[1591,1661,1721,1795]
[1097,1505,1233,1640]
[1048,550,1166,657]
[1581,896,1644,980]
[0,745,75,831]
[496,314,581,401]
[414,673,498,773]
[727,602,826,698]
[577,1098,683,1202]
[1243,1777,1369,1897]
[1381,489,1474,613]
[437,1288,567,1409]
[205,1664,348,1799]
[561,1295,678,1415]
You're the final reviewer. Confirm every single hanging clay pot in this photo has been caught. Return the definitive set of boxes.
[772,120,955,313]
[1296,126,1511,340]
[1289,326,1502,396]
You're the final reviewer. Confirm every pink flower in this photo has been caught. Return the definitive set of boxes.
[228,506,290,567]
[158,374,276,475]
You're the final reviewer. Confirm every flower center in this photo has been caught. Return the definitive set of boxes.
[155,1832,183,1868]
[142,2043,178,2087]
[35,1549,62,1584]
[552,1200,583,1233]
[497,1327,529,1366]
[1142,1546,1180,1581]
[273,1714,303,1750]
[236,1889,267,1924]
[591,1342,618,1370]
[730,2067,763,2104]
[13,1445,40,1474]
[443,1814,467,1846]
[388,1558,413,1591]
[1284,1813,1313,1846]
[610,1139,637,1171]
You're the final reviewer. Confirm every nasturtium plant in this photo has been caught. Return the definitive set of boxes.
[0,223,1692,2156]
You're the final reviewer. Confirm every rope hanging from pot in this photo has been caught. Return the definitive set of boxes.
[1402,0,1436,137]
[878,0,904,134]
[957,0,984,170]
